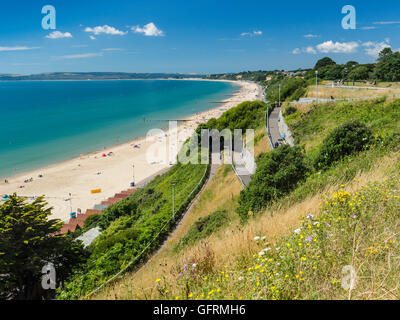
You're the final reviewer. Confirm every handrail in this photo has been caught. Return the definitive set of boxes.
[265,104,275,150]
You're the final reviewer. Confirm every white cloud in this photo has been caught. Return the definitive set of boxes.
[85,25,127,36]
[363,40,391,57]
[0,46,40,52]
[373,21,400,25]
[293,41,358,55]
[58,53,103,59]
[316,41,359,53]
[89,35,96,40]
[305,46,317,54]
[292,48,301,54]
[132,22,164,36]
[46,31,73,39]
[241,30,262,37]
[292,46,316,55]
[102,48,123,51]
[11,62,42,66]
[304,34,318,38]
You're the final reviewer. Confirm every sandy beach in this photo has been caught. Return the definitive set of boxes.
[0,80,263,222]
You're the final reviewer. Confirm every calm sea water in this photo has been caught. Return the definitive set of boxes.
[0,80,237,178]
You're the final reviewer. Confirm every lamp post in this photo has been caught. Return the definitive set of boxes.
[315,70,319,104]
[171,181,176,220]
[278,84,281,107]
[266,103,270,136]
[68,192,75,219]
[69,193,72,213]
[132,164,135,186]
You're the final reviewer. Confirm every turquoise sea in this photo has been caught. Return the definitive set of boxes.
[0,80,238,178]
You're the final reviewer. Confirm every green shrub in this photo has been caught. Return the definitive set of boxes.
[198,101,267,133]
[314,120,373,170]
[266,77,307,103]
[236,145,309,221]
[92,216,137,253]
[284,106,298,117]
[99,198,138,230]
[83,214,101,229]
[175,210,229,250]
[288,87,307,102]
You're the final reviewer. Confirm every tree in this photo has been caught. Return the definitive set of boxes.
[374,48,400,81]
[314,57,336,70]
[319,64,344,80]
[379,47,393,60]
[347,65,370,81]
[0,195,85,300]
[345,61,359,69]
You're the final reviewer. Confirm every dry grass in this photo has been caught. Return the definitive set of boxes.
[283,101,313,114]
[93,193,318,300]
[93,150,399,299]
[254,128,271,156]
[306,85,400,100]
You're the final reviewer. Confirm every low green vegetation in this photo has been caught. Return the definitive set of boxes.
[237,145,309,222]
[313,120,373,170]
[283,105,297,117]
[197,100,267,133]
[287,97,400,153]
[242,97,400,215]
[58,159,209,299]
[265,76,309,104]
[174,210,229,251]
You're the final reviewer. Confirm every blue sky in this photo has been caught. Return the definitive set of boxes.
[0,0,399,74]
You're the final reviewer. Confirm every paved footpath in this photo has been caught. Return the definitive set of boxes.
[267,106,295,148]
[268,107,283,147]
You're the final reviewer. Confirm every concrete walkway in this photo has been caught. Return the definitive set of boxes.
[267,106,295,148]
[268,107,283,147]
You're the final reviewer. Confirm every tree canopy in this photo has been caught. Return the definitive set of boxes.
[314,57,336,70]
[374,48,400,82]
[0,195,85,300]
